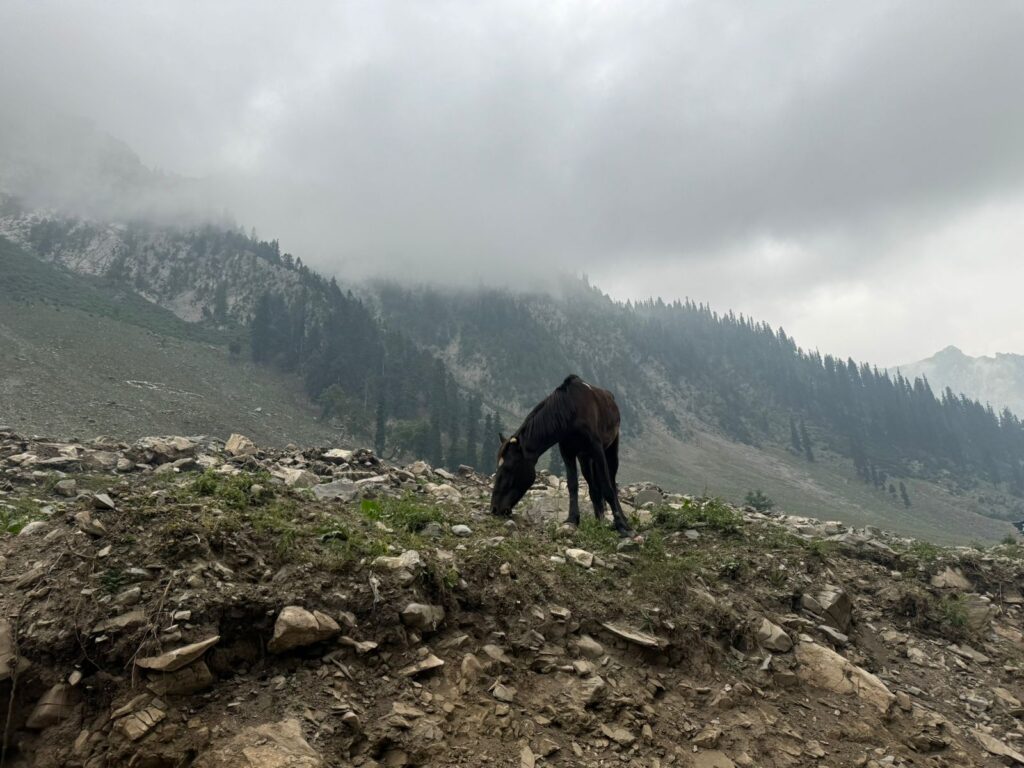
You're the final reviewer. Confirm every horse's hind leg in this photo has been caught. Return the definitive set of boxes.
[580,457,605,520]
[562,444,581,526]
[592,436,634,536]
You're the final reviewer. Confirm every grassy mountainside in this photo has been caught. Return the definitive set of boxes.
[0,237,341,445]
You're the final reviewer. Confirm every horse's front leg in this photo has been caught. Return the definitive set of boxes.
[562,444,581,526]
[579,456,605,520]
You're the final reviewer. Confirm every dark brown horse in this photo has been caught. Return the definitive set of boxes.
[490,375,634,536]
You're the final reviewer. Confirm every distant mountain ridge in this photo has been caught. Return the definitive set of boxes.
[3,119,1024,542]
[897,345,1024,418]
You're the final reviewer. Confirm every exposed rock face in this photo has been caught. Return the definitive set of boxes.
[756,617,793,652]
[25,684,71,730]
[794,640,895,715]
[801,585,853,633]
[267,607,341,653]
[195,719,323,767]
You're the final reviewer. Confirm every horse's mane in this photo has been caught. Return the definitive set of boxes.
[516,375,580,448]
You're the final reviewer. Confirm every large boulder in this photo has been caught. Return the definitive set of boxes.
[312,479,359,502]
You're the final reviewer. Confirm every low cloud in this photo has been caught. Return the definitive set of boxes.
[2,0,1023,362]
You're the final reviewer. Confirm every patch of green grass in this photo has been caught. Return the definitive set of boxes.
[572,515,621,554]
[0,498,42,534]
[904,540,942,565]
[751,524,803,550]
[628,531,705,590]
[191,469,271,510]
[803,538,837,561]
[652,497,743,535]
[359,496,445,533]
[100,568,128,594]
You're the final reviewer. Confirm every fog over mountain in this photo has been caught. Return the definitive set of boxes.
[2,1,1024,362]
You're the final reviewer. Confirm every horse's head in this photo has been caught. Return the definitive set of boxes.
[490,434,536,516]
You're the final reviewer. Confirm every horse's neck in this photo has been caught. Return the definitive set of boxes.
[519,404,561,458]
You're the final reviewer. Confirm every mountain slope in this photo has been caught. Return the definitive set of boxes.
[898,345,1024,418]
[0,236,341,445]
[3,204,1024,541]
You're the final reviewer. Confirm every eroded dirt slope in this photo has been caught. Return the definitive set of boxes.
[3,430,1024,767]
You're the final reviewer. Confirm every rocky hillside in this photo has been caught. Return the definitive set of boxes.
[4,428,1024,766]
[897,346,1024,420]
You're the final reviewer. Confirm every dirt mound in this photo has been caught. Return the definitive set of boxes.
[3,429,1024,767]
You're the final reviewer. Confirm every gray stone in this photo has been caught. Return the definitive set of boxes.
[451,524,473,537]
[18,521,48,536]
[93,492,116,511]
[55,479,78,497]
[312,479,359,502]
[136,635,221,672]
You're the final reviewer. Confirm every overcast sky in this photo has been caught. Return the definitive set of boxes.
[2,0,1023,365]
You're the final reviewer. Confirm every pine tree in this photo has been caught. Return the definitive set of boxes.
[465,396,482,468]
[899,481,911,508]
[799,419,814,462]
[427,414,443,467]
[374,393,386,456]
[789,417,803,455]
[447,392,462,470]
[548,448,565,477]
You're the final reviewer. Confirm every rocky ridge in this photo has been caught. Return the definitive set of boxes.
[3,428,1024,766]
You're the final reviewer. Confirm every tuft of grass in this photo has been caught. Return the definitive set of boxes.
[572,515,621,554]
[191,469,271,510]
[359,496,444,533]
[652,497,743,535]
[803,538,837,561]
[0,498,42,534]
[904,540,942,565]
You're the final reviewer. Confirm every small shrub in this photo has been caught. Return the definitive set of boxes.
[573,515,621,554]
[653,497,742,535]
[359,496,444,533]
[744,490,775,513]
[938,595,969,633]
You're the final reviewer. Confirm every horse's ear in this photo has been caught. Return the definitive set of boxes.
[498,433,506,444]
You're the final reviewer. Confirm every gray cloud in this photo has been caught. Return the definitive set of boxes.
[2,0,1023,362]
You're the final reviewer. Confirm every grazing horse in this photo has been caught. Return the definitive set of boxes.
[489,375,634,536]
